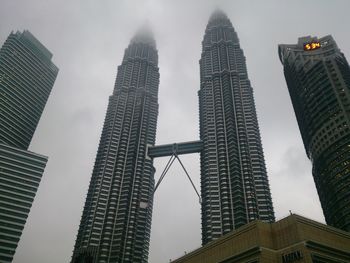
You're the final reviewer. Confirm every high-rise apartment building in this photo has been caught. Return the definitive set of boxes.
[0,30,58,262]
[199,11,275,245]
[279,35,350,232]
[72,30,159,263]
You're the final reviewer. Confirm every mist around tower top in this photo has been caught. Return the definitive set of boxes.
[131,23,156,48]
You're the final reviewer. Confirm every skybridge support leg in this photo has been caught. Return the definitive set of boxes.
[151,145,202,203]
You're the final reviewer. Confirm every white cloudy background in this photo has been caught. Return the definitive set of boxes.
[1,0,350,262]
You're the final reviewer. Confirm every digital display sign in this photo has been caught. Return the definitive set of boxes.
[304,42,321,51]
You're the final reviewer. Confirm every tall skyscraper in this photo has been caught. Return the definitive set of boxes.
[199,10,275,244]
[0,30,58,262]
[72,30,159,263]
[279,35,350,232]
[0,144,48,262]
[0,31,58,150]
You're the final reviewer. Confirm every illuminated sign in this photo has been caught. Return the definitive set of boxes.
[304,42,321,51]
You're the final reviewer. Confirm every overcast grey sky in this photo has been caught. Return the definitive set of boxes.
[2,0,350,262]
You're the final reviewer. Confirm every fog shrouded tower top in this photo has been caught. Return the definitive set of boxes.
[279,36,350,232]
[199,10,275,244]
[72,29,159,262]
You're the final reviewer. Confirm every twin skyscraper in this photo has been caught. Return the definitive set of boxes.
[1,8,350,263]
[72,10,275,262]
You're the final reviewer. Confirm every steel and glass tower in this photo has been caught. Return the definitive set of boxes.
[199,10,275,244]
[0,31,58,149]
[72,30,159,263]
[279,35,350,232]
[0,30,58,262]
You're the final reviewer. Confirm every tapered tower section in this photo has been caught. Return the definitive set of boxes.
[72,29,159,263]
[199,10,275,244]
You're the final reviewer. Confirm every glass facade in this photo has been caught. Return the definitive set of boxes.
[279,35,350,232]
[0,30,57,262]
[0,144,47,263]
[72,30,159,263]
[199,10,275,245]
[0,31,58,150]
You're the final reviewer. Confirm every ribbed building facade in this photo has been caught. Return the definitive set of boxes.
[199,11,275,245]
[0,30,58,262]
[0,31,58,149]
[0,144,47,262]
[72,31,159,263]
[279,35,350,232]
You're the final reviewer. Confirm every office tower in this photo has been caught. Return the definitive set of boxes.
[0,30,58,262]
[198,10,275,245]
[279,35,350,232]
[0,145,47,262]
[0,31,58,150]
[72,30,159,263]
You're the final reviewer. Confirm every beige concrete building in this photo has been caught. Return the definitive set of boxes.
[171,214,350,263]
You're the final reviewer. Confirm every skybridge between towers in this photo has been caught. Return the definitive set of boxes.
[147,140,204,202]
[147,140,203,158]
